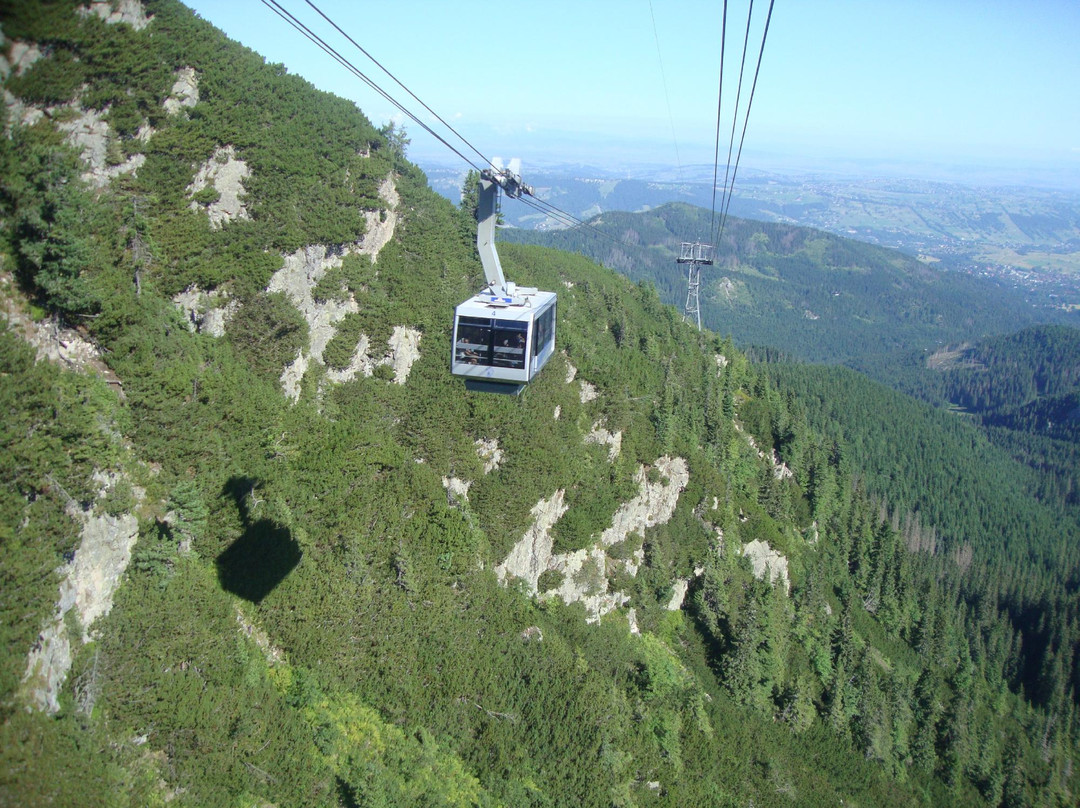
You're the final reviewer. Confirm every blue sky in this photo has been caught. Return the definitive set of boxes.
[185,1,1080,181]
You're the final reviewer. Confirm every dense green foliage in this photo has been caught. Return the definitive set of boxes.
[1,2,1077,806]
[852,325,1080,505]
[503,202,1070,363]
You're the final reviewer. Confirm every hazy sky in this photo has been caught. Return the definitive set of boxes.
[184,0,1080,180]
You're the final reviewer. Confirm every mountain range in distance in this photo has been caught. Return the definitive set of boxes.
[421,159,1080,311]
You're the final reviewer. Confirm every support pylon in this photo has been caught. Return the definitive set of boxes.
[677,241,714,330]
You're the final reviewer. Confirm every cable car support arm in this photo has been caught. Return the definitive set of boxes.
[476,167,534,300]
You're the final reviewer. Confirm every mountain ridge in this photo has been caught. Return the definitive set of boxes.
[503,201,1071,363]
[1,2,1077,805]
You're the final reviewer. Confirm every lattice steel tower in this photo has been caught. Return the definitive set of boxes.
[677,241,714,329]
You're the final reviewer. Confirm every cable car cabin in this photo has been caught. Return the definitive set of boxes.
[452,164,557,394]
[452,289,556,394]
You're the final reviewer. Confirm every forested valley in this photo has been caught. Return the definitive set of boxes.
[502,203,1073,365]
[1,2,1077,806]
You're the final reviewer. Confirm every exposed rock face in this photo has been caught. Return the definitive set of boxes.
[54,106,146,188]
[188,145,250,228]
[172,286,238,337]
[579,380,599,403]
[771,449,794,480]
[495,490,569,594]
[1,40,43,80]
[1,71,144,186]
[3,89,45,130]
[564,355,577,384]
[585,420,622,461]
[599,456,689,548]
[279,350,310,402]
[564,358,600,403]
[22,481,140,713]
[236,606,284,666]
[357,177,399,261]
[496,456,690,623]
[666,579,690,611]
[715,353,729,371]
[741,539,791,595]
[441,475,471,505]
[259,175,408,400]
[56,106,108,175]
[164,66,198,115]
[1,271,124,392]
[475,438,503,474]
[385,325,421,384]
[269,244,359,360]
[79,0,153,30]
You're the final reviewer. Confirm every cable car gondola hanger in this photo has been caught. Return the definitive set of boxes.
[451,162,557,395]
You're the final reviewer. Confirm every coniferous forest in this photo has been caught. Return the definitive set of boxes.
[1,2,1078,806]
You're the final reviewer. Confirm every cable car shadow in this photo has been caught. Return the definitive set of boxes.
[216,476,301,604]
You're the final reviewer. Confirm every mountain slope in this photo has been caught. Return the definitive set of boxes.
[1,2,1077,806]
[851,324,1080,504]
[503,202,1072,363]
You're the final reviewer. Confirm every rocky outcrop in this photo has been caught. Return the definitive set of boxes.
[188,145,250,228]
[22,474,141,713]
[269,245,359,359]
[564,356,577,384]
[172,286,238,337]
[357,177,399,260]
[0,39,43,81]
[55,105,146,188]
[771,449,794,480]
[598,456,689,548]
[79,0,153,31]
[1,72,144,186]
[164,66,198,115]
[441,475,471,505]
[741,539,791,595]
[495,490,568,594]
[579,380,599,403]
[261,176,411,400]
[496,456,690,623]
[564,356,599,403]
[666,579,690,611]
[3,89,45,131]
[475,438,503,474]
[385,325,421,384]
[585,419,622,461]
[1,271,124,393]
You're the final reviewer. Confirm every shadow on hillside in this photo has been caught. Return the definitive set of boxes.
[216,476,301,604]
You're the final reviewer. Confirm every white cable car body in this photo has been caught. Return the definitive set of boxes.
[452,166,557,394]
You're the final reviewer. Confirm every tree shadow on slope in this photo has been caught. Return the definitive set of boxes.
[216,476,301,603]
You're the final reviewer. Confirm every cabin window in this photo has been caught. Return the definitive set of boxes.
[455,316,527,370]
[492,320,528,369]
[533,304,555,360]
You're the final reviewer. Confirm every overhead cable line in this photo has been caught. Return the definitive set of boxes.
[709,0,729,239]
[260,0,485,172]
[261,2,641,257]
[712,0,756,247]
[649,0,683,181]
[301,0,494,172]
[713,0,775,248]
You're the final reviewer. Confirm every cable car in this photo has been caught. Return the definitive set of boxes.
[452,165,557,394]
